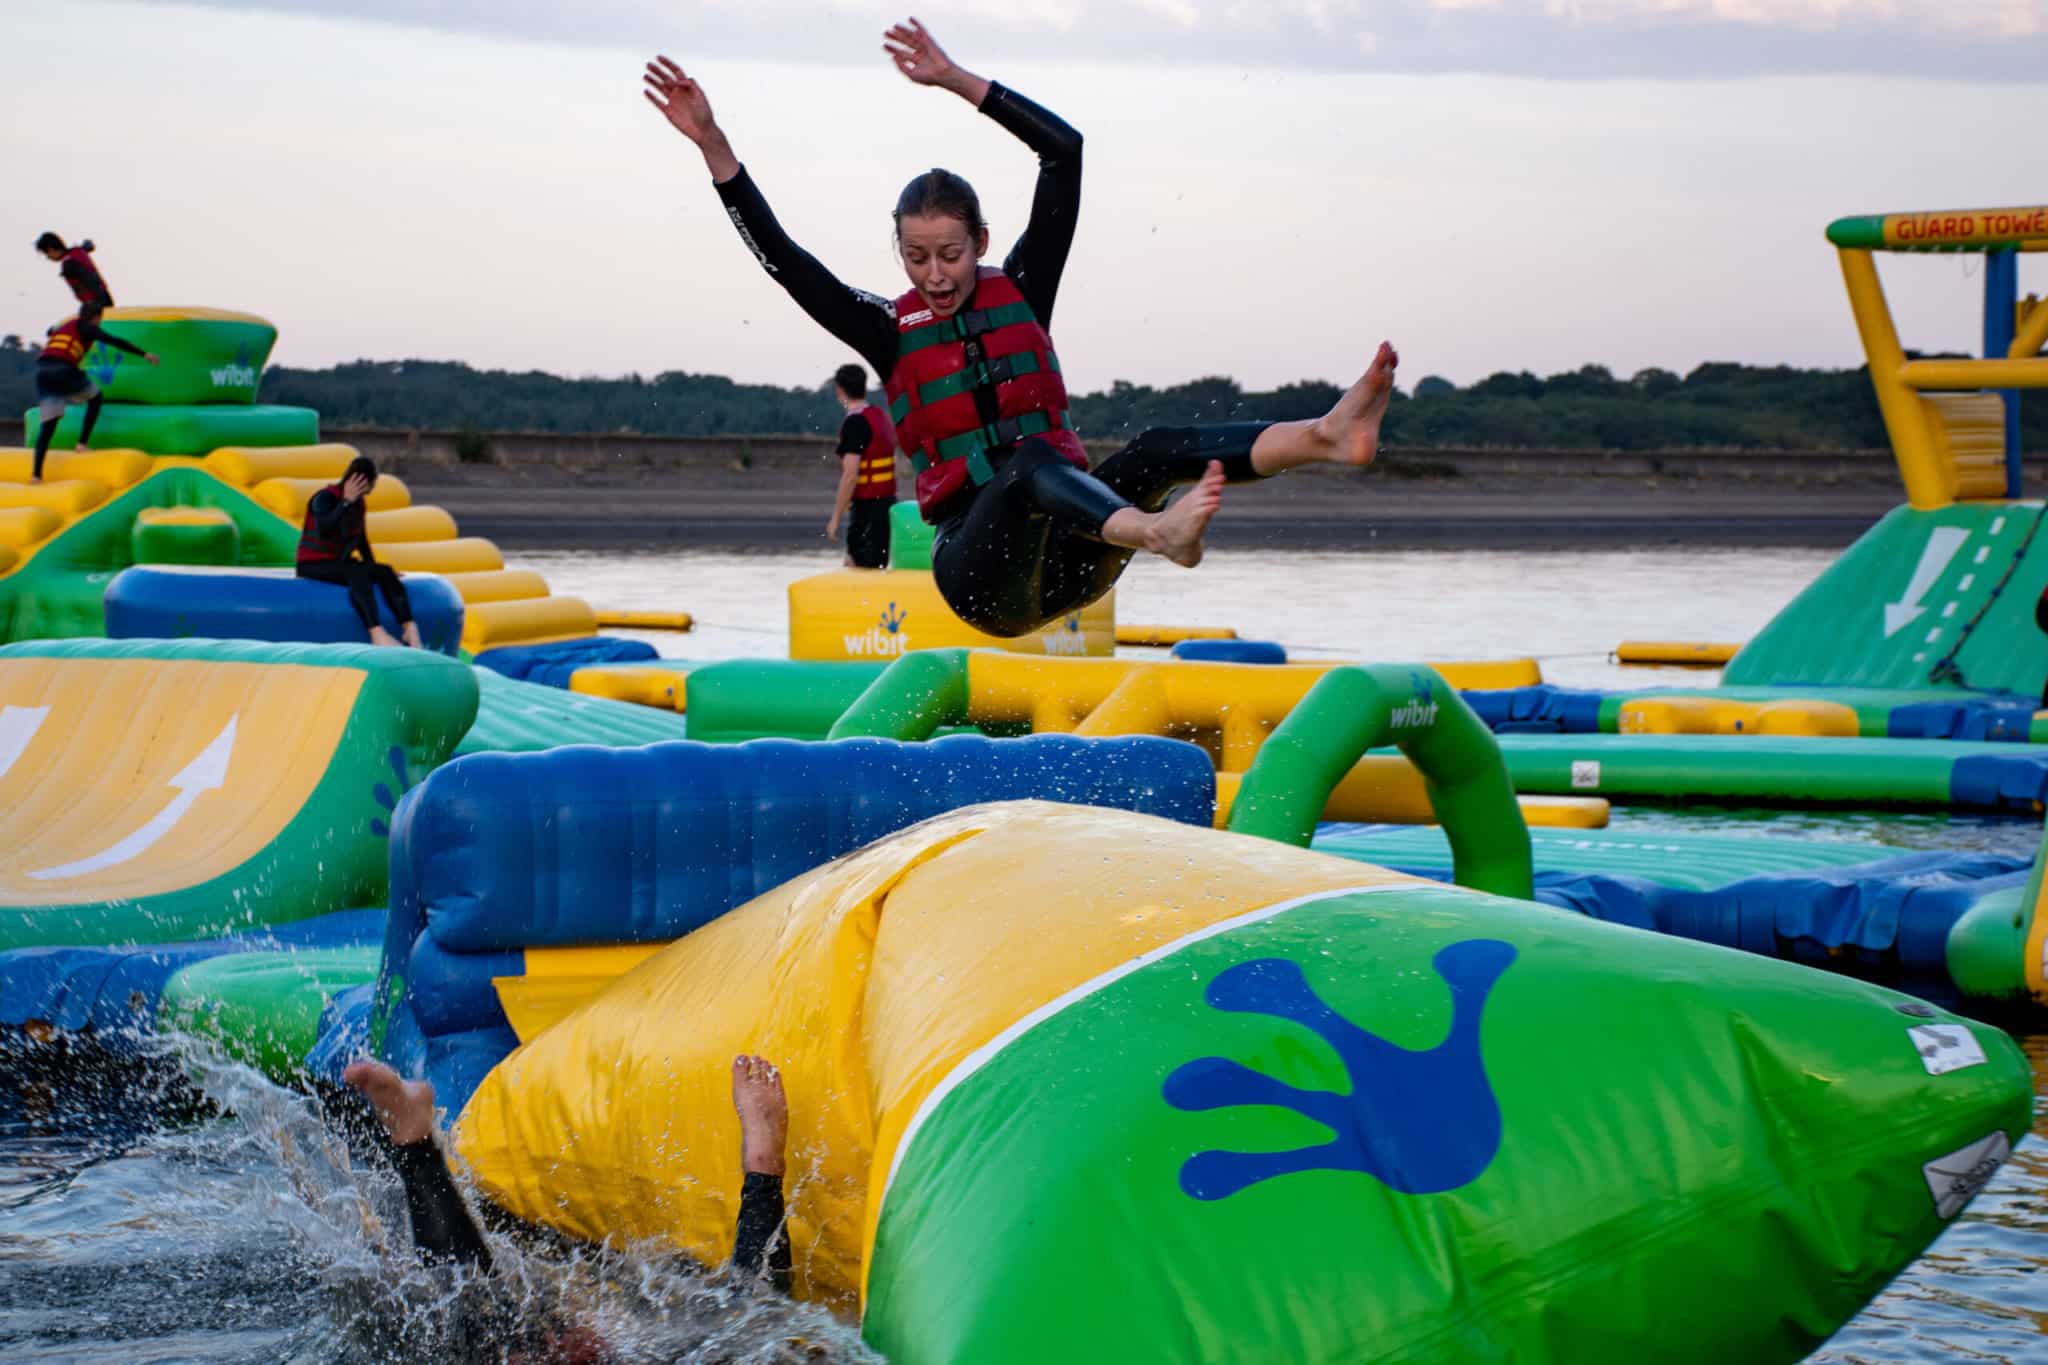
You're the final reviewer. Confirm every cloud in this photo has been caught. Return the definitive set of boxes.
[138,0,2048,78]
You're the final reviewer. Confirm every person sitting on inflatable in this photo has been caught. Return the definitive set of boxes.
[342,1055,793,1350]
[294,456,424,648]
[35,232,114,322]
[642,18,1398,639]
[29,312,158,482]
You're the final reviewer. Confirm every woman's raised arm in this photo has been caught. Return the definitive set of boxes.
[644,56,741,182]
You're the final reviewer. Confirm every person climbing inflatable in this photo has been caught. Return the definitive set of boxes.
[295,455,423,648]
[642,18,1397,637]
[34,233,114,321]
[29,312,158,482]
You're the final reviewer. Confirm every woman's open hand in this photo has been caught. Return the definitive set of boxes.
[883,18,958,87]
[643,56,717,145]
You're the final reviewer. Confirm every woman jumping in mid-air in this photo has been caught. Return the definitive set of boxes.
[643,18,1397,638]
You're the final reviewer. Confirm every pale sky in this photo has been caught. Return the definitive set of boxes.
[3,0,2044,392]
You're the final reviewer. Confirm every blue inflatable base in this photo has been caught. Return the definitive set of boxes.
[373,732,1219,1114]
[104,566,465,655]
[473,635,658,686]
[1172,639,1287,664]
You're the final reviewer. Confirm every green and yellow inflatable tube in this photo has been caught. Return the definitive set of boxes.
[0,638,478,947]
[455,801,2029,1363]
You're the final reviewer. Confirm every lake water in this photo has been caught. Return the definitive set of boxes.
[3,544,2044,1362]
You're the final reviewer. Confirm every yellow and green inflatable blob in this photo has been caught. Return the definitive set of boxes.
[453,801,2028,1364]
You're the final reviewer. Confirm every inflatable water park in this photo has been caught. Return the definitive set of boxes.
[5,206,2047,1363]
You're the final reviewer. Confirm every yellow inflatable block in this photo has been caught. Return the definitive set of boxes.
[1430,658,1542,689]
[1619,696,1859,737]
[365,506,459,544]
[1613,641,1741,666]
[593,609,695,632]
[203,444,360,487]
[454,802,1414,1310]
[0,656,359,905]
[1114,624,1238,647]
[462,595,595,650]
[568,664,685,710]
[100,306,272,326]
[374,537,503,575]
[0,480,109,516]
[1215,756,1608,829]
[0,449,151,488]
[0,507,63,550]
[788,569,1114,660]
[440,569,552,604]
[250,475,411,521]
[136,506,233,528]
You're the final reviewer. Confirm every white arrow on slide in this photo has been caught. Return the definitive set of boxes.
[1884,526,1971,638]
[29,716,238,882]
[0,705,50,781]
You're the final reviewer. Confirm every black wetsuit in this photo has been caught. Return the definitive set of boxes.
[714,84,1271,636]
[837,411,892,568]
[32,317,146,478]
[296,487,415,634]
[391,1136,792,1288]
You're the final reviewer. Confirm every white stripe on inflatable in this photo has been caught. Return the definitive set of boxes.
[0,705,50,782]
[878,881,1410,1208]
[29,715,238,881]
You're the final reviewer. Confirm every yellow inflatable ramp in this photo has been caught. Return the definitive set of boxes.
[0,639,478,948]
[456,802,1416,1308]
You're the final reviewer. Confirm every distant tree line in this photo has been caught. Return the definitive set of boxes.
[5,332,2044,451]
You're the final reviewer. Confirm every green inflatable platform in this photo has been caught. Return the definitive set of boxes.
[24,403,318,455]
[80,307,277,406]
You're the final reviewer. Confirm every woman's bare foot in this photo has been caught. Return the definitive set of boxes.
[1250,341,1400,474]
[367,625,401,647]
[343,1058,436,1145]
[731,1054,788,1177]
[401,621,423,649]
[1101,461,1226,569]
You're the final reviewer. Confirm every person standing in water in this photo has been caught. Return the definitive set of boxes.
[295,455,424,648]
[642,18,1396,638]
[29,312,158,482]
[35,233,114,322]
[824,362,900,568]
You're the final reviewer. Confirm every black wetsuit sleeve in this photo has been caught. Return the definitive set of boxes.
[714,168,899,380]
[391,1138,494,1271]
[308,489,348,537]
[731,1171,792,1295]
[835,413,871,457]
[78,319,145,358]
[984,83,1082,327]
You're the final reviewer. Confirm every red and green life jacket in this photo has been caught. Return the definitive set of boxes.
[885,267,1086,518]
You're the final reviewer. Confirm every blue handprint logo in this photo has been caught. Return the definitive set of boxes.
[86,345,121,386]
[367,745,413,839]
[1163,939,1515,1200]
[880,601,907,635]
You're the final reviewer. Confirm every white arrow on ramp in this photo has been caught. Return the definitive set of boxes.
[29,716,238,881]
[1884,526,1970,638]
[0,706,50,781]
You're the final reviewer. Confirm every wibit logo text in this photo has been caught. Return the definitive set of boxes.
[1039,614,1088,655]
[844,601,910,656]
[1388,697,1438,729]
[210,364,257,389]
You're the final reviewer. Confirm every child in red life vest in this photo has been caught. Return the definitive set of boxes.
[825,362,900,569]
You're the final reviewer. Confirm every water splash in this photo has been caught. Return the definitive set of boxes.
[1,1036,880,1362]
